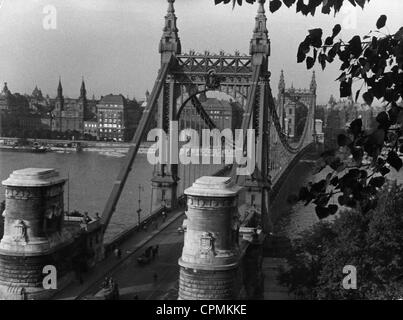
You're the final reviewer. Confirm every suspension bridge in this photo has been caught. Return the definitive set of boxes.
[0,0,322,301]
[98,0,317,240]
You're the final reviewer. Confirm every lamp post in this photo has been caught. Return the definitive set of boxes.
[137,184,144,226]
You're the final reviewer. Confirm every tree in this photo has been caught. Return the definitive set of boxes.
[216,0,403,220]
[279,181,403,299]
[215,0,370,14]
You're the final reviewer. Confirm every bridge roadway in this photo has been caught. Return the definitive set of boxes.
[53,144,318,300]
[53,208,185,300]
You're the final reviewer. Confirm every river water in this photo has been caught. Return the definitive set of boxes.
[271,152,403,240]
[0,149,221,242]
[3,147,402,243]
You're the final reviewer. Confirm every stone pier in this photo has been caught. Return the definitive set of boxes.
[178,176,242,300]
[0,168,75,300]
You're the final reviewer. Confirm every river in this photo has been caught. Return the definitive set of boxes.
[0,149,221,242]
[271,151,403,240]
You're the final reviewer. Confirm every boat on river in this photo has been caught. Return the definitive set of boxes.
[0,144,48,153]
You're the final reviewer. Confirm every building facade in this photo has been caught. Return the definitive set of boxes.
[180,96,243,133]
[97,94,142,142]
[83,120,98,139]
[51,79,86,133]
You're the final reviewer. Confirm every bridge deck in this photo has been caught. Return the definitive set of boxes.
[53,206,185,300]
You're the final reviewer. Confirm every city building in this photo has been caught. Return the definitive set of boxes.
[180,96,243,132]
[0,82,14,112]
[0,83,34,137]
[84,120,98,139]
[323,95,377,148]
[97,94,142,142]
[51,78,86,133]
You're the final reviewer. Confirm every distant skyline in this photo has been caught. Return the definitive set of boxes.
[0,0,402,104]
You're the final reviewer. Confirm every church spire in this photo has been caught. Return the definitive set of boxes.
[80,77,87,99]
[250,0,270,57]
[57,77,63,98]
[159,0,181,61]
[310,71,317,93]
[278,70,285,93]
[1,82,11,96]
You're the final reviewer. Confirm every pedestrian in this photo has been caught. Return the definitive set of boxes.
[114,247,121,259]
[133,294,139,300]
[83,212,91,223]
[161,210,167,222]
[153,272,158,282]
[145,246,152,258]
[152,245,159,259]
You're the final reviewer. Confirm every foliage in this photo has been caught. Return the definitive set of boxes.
[279,182,403,299]
[215,0,371,15]
[292,14,403,219]
[214,0,403,220]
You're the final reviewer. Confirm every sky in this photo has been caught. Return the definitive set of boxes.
[0,0,402,104]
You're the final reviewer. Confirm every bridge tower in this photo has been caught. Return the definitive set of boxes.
[178,177,242,300]
[151,0,182,211]
[243,0,272,233]
[0,168,75,300]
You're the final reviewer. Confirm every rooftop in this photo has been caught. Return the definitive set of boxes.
[98,94,126,106]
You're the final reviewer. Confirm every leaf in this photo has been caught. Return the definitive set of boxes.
[299,186,312,202]
[297,39,310,63]
[369,176,386,188]
[355,0,367,9]
[283,0,296,8]
[311,180,327,194]
[340,79,352,98]
[314,194,331,207]
[332,24,342,38]
[363,91,374,106]
[315,206,330,219]
[328,204,338,215]
[349,35,362,58]
[371,128,386,146]
[376,112,391,129]
[269,0,282,13]
[308,28,323,48]
[318,53,327,70]
[376,15,387,29]
[325,36,333,46]
[386,151,403,171]
[306,56,315,69]
[379,166,390,176]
